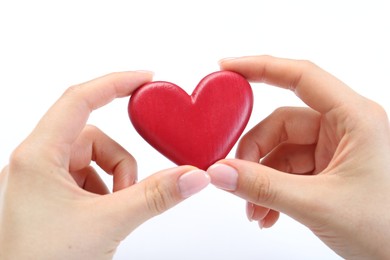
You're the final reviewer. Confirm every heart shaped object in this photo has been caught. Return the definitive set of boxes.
[128,71,253,170]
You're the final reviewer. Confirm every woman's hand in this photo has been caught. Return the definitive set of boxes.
[0,72,210,260]
[207,56,390,259]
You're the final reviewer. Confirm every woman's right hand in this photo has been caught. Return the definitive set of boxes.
[207,55,390,259]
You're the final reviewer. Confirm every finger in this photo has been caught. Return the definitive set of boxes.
[246,202,279,229]
[71,166,110,195]
[261,143,316,174]
[29,71,153,167]
[69,125,137,192]
[98,166,210,237]
[246,202,280,228]
[246,201,269,221]
[236,107,320,162]
[260,209,280,229]
[244,144,315,229]
[207,160,329,225]
[220,55,360,113]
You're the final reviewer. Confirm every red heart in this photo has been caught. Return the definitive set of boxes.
[128,71,253,170]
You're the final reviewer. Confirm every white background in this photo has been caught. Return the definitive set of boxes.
[1,1,389,259]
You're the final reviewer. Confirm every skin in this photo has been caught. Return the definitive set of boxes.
[206,55,390,259]
[0,71,210,259]
[1,56,389,259]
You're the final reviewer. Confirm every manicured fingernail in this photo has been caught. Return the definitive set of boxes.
[246,202,255,222]
[206,164,238,191]
[178,169,210,198]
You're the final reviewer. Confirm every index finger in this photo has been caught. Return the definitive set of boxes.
[219,55,359,113]
[29,71,153,166]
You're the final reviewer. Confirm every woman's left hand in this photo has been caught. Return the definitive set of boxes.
[0,71,210,260]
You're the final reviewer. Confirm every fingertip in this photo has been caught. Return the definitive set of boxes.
[246,202,255,222]
[206,163,238,191]
[118,70,154,89]
[259,210,280,229]
[218,57,239,68]
[250,204,271,222]
[108,166,210,224]
[134,70,155,79]
[259,219,265,229]
[178,169,210,198]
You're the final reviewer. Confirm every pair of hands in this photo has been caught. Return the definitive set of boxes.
[1,56,390,259]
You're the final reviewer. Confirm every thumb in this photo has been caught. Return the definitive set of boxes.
[101,166,210,236]
[207,159,329,224]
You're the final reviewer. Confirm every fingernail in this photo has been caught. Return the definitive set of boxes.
[206,164,238,191]
[246,202,255,222]
[218,57,238,66]
[135,70,155,76]
[178,169,210,198]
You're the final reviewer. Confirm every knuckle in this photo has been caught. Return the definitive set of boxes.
[236,133,262,162]
[127,153,137,168]
[9,142,62,175]
[248,172,274,205]
[273,106,291,114]
[297,59,317,70]
[365,100,388,120]
[270,107,291,143]
[84,124,99,132]
[61,84,88,107]
[237,131,254,150]
[63,84,83,97]
[143,179,174,216]
[352,99,389,132]
[82,124,101,137]
[272,106,308,117]
[272,106,293,119]
[8,146,41,175]
[9,144,31,170]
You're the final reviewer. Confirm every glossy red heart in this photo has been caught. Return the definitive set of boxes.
[128,71,253,170]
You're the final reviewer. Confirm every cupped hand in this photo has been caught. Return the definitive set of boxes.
[207,56,390,259]
[0,72,210,260]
